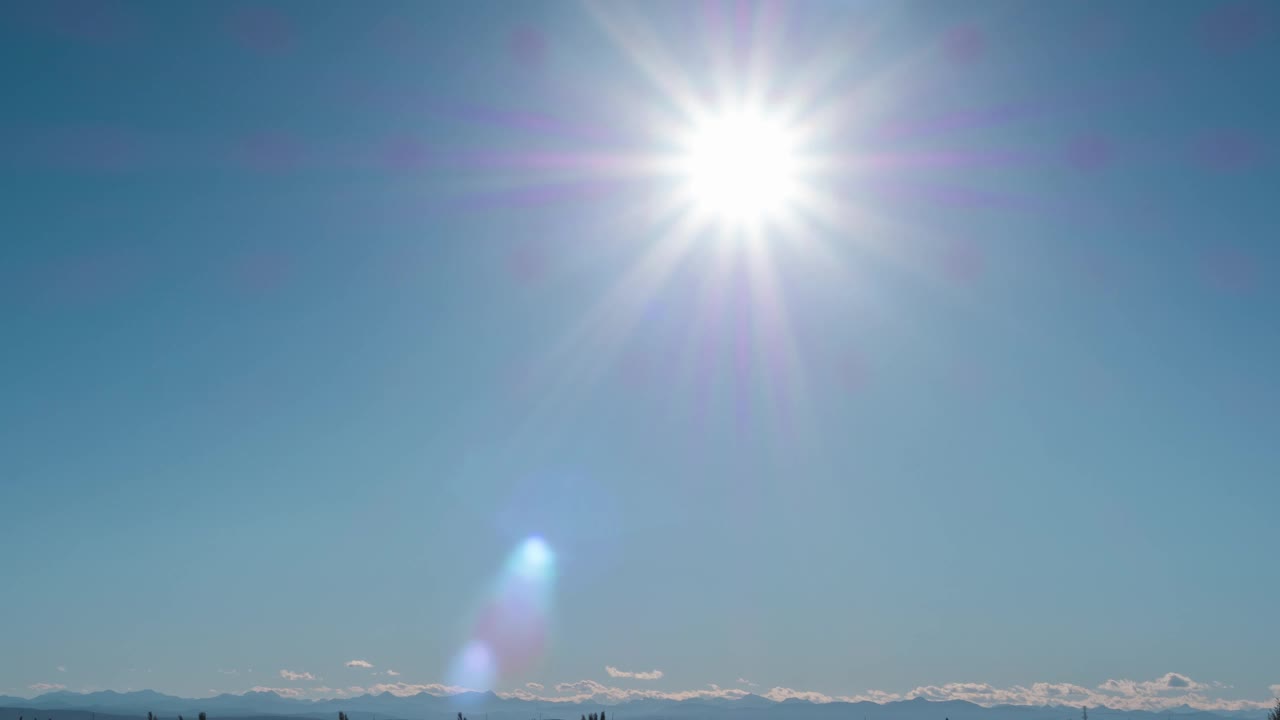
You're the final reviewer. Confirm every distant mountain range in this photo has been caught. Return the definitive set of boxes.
[0,690,1269,720]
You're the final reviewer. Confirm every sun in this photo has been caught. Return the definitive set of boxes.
[677,108,803,232]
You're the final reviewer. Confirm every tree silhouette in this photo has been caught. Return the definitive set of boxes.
[148,712,154,720]
[200,713,207,720]
[1266,699,1279,720]
[458,713,466,720]
[601,711,606,720]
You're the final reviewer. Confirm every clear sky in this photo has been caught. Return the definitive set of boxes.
[1,0,1277,711]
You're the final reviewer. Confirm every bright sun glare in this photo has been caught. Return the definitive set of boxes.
[679,110,802,231]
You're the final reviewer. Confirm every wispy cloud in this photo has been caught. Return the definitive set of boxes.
[220,673,1273,711]
[218,669,240,676]
[844,690,903,703]
[29,683,67,692]
[1098,672,1207,695]
[894,674,1273,712]
[497,673,1272,712]
[56,666,67,673]
[253,682,468,699]
[279,670,315,681]
[248,687,305,698]
[367,683,471,697]
[763,688,835,703]
[502,679,748,703]
[345,660,374,669]
[386,670,401,677]
[605,666,664,680]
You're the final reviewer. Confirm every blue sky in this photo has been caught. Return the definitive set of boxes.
[1,0,1278,711]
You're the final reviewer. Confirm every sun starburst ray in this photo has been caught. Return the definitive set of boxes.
[416,0,1094,462]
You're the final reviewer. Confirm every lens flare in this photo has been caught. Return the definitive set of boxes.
[514,536,553,577]
[448,640,494,689]
[448,536,556,689]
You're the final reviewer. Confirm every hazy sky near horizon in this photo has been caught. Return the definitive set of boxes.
[1,0,1278,710]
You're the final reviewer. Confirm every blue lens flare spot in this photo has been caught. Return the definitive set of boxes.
[515,536,553,577]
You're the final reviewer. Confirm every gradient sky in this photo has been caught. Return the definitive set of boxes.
[1,0,1278,711]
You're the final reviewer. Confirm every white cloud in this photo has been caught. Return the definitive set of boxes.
[386,670,401,677]
[248,687,306,698]
[763,687,835,703]
[895,674,1273,712]
[346,660,374,669]
[498,689,545,702]
[367,683,471,697]
[211,673,1275,711]
[502,680,748,704]
[56,666,67,673]
[29,683,67,692]
[497,673,1272,712]
[218,669,240,676]
[737,678,757,687]
[280,670,315,681]
[841,690,904,703]
[605,666,664,680]
[1097,672,1209,697]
